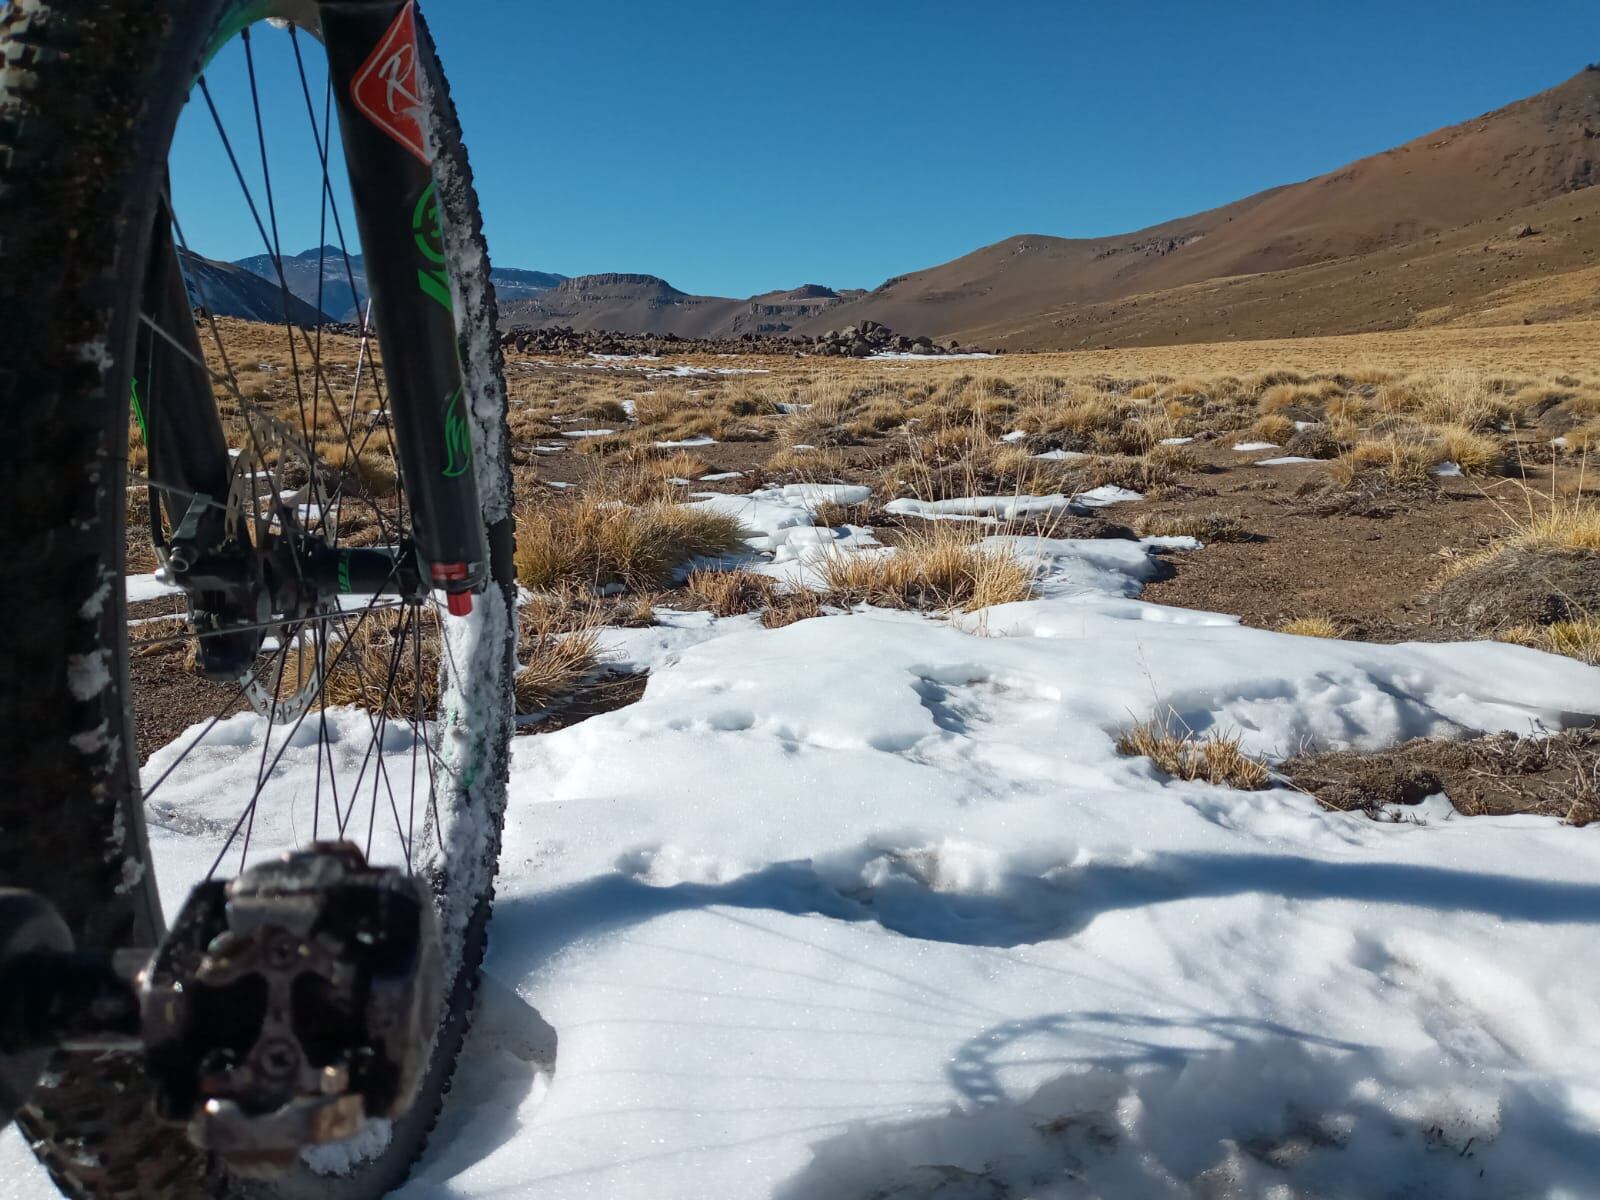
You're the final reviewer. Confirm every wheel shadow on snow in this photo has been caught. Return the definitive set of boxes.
[406,972,559,1189]
[770,1013,1600,1198]
[485,846,1600,971]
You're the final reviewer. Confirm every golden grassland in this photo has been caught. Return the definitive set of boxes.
[135,316,1600,731]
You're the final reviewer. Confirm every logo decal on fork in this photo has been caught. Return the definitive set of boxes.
[349,2,431,165]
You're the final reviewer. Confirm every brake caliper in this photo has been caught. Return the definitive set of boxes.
[141,844,441,1177]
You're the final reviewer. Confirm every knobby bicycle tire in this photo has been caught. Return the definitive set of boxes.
[0,2,517,1195]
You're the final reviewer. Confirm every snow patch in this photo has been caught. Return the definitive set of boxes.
[66,652,111,701]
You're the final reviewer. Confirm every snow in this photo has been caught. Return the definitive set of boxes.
[550,359,770,379]
[433,542,1597,1199]
[65,651,111,700]
[1435,460,1465,478]
[1031,449,1087,462]
[885,494,1080,522]
[655,436,718,448]
[1159,436,1195,445]
[11,499,1600,1199]
[884,488,1141,523]
[1254,455,1321,466]
[1074,484,1143,507]
[999,430,1028,443]
[560,428,616,438]
[699,471,743,482]
[126,571,183,604]
[1232,441,1280,452]
[688,484,876,568]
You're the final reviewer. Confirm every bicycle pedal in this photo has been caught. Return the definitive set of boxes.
[141,843,441,1176]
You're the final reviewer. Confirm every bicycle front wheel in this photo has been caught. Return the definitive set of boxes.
[0,1,516,1194]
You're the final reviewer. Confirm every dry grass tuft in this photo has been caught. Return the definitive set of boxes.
[811,499,869,528]
[1132,512,1252,542]
[1250,413,1297,443]
[515,497,748,592]
[322,440,399,497]
[1279,615,1343,639]
[1503,618,1600,665]
[1117,709,1271,789]
[130,614,191,658]
[1078,452,1184,494]
[512,593,606,712]
[1506,505,1600,555]
[766,444,850,479]
[1327,437,1443,487]
[684,567,781,617]
[317,610,438,717]
[1437,425,1503,476]
[818,529,1034,612]
[761,589,826,628]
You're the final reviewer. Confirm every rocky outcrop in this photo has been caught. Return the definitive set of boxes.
[800,319,984,357]
[498,320,994,358]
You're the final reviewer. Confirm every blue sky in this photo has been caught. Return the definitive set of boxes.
[173,0,1600,298]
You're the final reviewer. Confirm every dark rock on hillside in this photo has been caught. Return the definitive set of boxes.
[499,319,995,358]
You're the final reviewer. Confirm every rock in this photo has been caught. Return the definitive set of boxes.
[1509,223,1536,238]
[496,318,993,359]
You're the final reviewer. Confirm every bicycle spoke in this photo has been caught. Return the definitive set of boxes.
[131,23,491,902]
[241,30,316,490]
[140,636,291,802]
[237,639,290,871]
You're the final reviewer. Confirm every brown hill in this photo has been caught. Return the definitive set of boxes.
[798,66,1600,348]
[496,68,1600,349]
[499,273,855,338]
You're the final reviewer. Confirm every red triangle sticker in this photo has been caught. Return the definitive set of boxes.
[350,2,431,165]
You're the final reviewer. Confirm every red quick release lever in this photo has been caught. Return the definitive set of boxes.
[430,562,474,616]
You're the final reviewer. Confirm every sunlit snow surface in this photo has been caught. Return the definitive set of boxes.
[11,495,1600,1199]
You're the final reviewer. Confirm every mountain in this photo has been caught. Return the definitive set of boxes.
[178,249,331,325]
[231,246,568,322]
[497,274,860,338]
[186,68,1600,348]
[796,66,1600,348]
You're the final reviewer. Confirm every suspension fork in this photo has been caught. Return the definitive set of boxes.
[321,0,487,615]
[134,197,240,548]
[134,198,276,677]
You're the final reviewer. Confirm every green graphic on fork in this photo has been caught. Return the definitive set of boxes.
[130,377,150,444]
[442,387,471,478]
[413,183,452,314]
